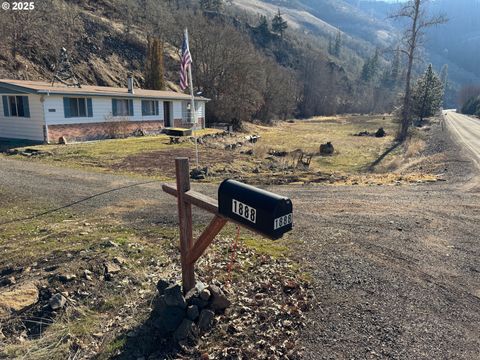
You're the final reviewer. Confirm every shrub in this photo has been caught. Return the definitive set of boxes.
[103,114,131,139]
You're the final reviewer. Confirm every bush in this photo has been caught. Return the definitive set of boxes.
[103,114,131,139]
[461,96,480,116]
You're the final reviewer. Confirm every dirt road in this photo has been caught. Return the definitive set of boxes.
[0,119,479,359]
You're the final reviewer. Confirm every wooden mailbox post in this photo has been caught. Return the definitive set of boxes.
[163,157,293,293]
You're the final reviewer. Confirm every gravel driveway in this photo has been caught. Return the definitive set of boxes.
[0,120,479,359]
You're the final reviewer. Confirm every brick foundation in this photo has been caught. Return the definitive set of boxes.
[48,120,165,143]
[172,118,205,129]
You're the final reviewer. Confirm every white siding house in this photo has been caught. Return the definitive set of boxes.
[0,94,45,141]
[0,79,208,143]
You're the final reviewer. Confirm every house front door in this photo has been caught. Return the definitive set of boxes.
[163,101,172,127]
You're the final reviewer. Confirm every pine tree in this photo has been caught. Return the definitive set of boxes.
[412,64,444,121]
[361,49,380,82]
[271,9,288,38]
[144,37,165,90]
[328,37,334,56]
[333,31,342,57]
[389,47,401,86]
[439,64,448,91]
[254,15,272,45]
[199,0,223,12]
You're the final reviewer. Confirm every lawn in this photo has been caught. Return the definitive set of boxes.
[2,115,401,182]
[249,114,398,173]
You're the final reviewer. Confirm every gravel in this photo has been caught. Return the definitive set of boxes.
[0,119,479,358]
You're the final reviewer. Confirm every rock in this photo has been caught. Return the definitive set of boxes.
[375,127,386,138]
[187,305,199,320]
[319,142,334,155]
[198,309,215,332]
[105,240,120,247]
[208,285,231,312]
[173,319,198,342]
[0,276,16,286]
[58,273,76,283]
[113,257,127,265]
[199,289,211,302]
[0,283,39,316]
[164,284,186,309]
[104,262,121,275]
[49,293,67,310]
[83,269,93,281]
[156,279,172,295]
[151,296,185,336]
[190,167,208,180]
[194,281,207,293]
[188,296,208,310]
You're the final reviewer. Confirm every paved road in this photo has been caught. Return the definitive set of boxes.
[445,111,480,168]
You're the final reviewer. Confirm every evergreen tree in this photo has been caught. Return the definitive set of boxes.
[199,0,223,12]
[412,64,444,120]
[328,37,334,56]
[439,64,449,107]
[390,47,401,86]
[253,15,272,45]
[439,64,448,89]
[144,37,165,90]
[271,9,288,38]
[361,49,379,82]
[461,96,480,116]
[333,31,342,57]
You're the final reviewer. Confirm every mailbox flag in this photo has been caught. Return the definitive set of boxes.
[180,29,192,91]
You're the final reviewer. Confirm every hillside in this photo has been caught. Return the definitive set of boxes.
[236,0,480,108]
[0,0,462,122]
[357,0,480,100]
[0,2,182,91]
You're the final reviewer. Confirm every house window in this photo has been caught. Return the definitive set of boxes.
[141,100,159,116]
[2,96,30,117]
[112,99,133,116]
[63,97,92,118]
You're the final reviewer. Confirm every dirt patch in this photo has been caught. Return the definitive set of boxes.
[110,147,236,178]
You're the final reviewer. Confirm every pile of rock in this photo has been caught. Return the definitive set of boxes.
[319,142,335,155]
[353,128,386,138]
[4,148,53,157]
[190,166,209,180]
[150,280,231,343]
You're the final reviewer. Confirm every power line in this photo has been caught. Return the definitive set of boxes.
[0,180,161,226]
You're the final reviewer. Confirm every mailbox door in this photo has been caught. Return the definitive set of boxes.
[218,180,293,239]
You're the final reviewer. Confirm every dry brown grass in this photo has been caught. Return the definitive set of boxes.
[405,138,427,159]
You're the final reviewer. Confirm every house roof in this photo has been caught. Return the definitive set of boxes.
[0,79,209,101]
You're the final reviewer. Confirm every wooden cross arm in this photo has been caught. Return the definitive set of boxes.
[162,184,218,214]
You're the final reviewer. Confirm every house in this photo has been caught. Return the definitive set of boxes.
[0,78,208,143]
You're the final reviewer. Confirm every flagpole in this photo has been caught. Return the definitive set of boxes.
[185,28,199,170]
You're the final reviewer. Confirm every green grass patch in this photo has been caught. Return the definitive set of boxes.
[242,237,290,258]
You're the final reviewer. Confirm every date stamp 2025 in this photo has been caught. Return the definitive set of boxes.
[2,2,35,11]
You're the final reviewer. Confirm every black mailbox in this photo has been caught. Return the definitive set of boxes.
[218,179,293,240]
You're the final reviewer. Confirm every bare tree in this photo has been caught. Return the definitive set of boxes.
[391,0,447,141]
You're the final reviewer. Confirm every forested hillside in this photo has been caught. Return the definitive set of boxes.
[357,0,480,107]
[0,0,413,126]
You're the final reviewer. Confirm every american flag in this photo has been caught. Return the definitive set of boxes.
[180,29,192,91]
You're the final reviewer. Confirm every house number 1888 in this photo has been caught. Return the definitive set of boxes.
[232,199,256,224]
